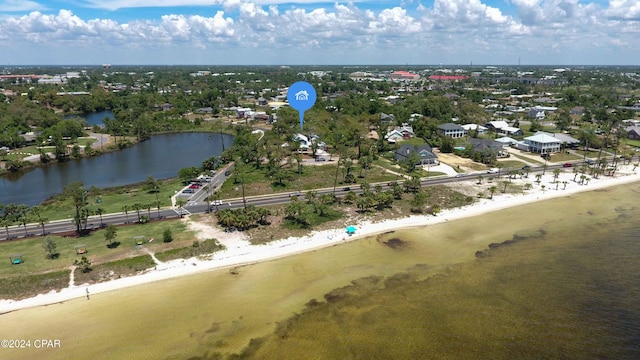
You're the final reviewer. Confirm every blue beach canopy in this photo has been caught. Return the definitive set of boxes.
[346,226,357,234]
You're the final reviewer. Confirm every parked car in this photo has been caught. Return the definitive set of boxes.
[563,163,573,168]
[289,191,301,197]
[521,165,531,171]
[342,187,351,191]
[315,157,326,162]
[487,168,498,174]
[182,189,195,194]
[585,159,595,165]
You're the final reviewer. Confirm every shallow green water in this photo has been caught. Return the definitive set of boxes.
[2,184,639,360]
[237,184,640,359]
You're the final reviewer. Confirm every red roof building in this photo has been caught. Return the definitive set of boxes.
[389,71,420,81]
[428,75,469,81]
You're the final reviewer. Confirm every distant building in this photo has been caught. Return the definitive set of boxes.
[428,75,469,81]
[389,71,420,81]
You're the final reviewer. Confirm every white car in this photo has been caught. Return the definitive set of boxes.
[487,168,499,174]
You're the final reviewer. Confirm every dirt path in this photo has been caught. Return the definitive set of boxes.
[142,248,162,266]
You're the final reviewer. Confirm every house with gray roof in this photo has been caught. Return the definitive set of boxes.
[394,144,439,165]
[437,123,466,138]
[469,138,508,158]
[626,126,640,140]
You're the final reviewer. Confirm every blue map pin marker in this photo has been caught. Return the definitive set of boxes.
[287,81,316,131]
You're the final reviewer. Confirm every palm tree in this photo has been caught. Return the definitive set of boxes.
[553,168,561,182]
[132,203,143,222]
[16,205,31,237]
[562,181,568,190]
[477,175,483,184]
[501,181,509,193]
[488,186,497,199]
[122,205,130,223]
[1,217,14,239]
[175,198,187,217]
[30,205,48,235]
[95,207,105,226]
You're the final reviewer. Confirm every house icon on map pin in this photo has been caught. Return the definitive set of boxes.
[294,90,309,101]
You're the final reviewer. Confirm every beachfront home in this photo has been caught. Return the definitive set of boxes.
[534,131,580,149]
[522,133,562,154]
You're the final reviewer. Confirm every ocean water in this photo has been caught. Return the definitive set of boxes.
[2,183,639,360]
[236,184,640,359]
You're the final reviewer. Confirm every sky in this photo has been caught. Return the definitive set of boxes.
[0,0,638,66]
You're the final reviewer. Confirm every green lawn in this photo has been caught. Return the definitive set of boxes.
[548,152,582,162]
[497,160,528,170]
[510,153,544,165]
[0,218,195,279]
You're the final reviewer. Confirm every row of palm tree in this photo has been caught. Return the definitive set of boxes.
[121,201,162,223]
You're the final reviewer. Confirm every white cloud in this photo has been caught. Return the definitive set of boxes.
[0,0,45,12]
[0,1,638,65]
[81,0,379,11]
[606,0,640,20]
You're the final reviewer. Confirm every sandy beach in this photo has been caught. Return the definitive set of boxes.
[2,164,639,314]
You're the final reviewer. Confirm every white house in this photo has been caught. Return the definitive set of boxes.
[461,124,488,135]
[384,123,415,143]
[292,133,325,152]
[523,133,562,154]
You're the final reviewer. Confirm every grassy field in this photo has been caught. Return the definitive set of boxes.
[217,162,397,199]
[548,152,582,162]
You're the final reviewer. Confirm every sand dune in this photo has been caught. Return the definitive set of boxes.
[2,164,639,314]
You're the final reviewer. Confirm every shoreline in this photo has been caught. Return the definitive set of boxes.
[2,164,639,314]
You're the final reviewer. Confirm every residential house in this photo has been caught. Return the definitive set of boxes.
[235,107,254,118]
[534,131,580,149]
[523,133,562,154]
[626,126,640,140]
[468,138,508,158]
[570,106,585,116]
[384,123,414,143]
[380,112,396,123]
[292,133,325,152]
[194,107,213,114]
[494,136,518,147]
[366,130,380,141]
[394,144,439,165]
[526,109,546,120]
[461,123,488,135]
[437,123,466,138]
[153,103,175,111]
[485,120,523,136]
